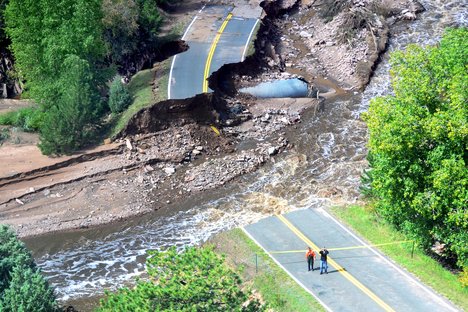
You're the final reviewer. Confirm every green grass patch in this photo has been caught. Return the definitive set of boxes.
[210,228,325,312]
[330,205,468,310]
[110,58,172,138]
[110,69,155,137]
[0,107,44,132]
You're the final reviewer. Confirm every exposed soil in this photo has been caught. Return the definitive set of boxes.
[0,0,423,238]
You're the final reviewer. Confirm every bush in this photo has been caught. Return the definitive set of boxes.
[0,107,45,132]
[0,225,58,311]
[108,76,133,114]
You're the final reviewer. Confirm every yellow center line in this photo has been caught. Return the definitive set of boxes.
[269,240,413,254]
[203,13,233,93]
[277,214,395,312]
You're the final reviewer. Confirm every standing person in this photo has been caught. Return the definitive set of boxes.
[306,247,316,271]
[319,247,329,275]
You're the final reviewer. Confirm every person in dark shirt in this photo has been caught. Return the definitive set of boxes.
[319,247,329,274]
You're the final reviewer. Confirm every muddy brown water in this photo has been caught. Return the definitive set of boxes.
[24,0,467,307]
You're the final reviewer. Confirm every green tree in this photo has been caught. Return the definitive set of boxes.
[5,0,107,104]
[108,76,133,114]
[363,28,467,267]
[0,225,58,311]
[101,0,139,64]
[0,0,8,44]
[101,0,163,68]
[97,246,264,311]
[39,55,103,155]
[5,0,109,154]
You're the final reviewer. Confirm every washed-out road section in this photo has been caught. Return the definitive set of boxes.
[168,5,260,99]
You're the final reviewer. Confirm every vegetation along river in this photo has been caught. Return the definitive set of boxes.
[24,0,467,304]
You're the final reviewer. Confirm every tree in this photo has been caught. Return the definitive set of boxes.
[101,0,139,65]
[39,55,103,155]
[101,0,163,69]
[0,0,8,44]
[108,76,133,114]
[97,246,264,311]
[0,225,58,311]
[5,0,107,104]
[5,0,110,154]
[363,28,467,267]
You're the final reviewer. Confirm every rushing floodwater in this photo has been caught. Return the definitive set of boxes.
[26,0,467,303]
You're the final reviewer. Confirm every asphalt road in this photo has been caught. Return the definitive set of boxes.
[168,6,259,99]
[244,208,459,312]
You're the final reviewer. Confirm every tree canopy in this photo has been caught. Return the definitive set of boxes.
[5,0,109,154]
[3,0,167,154]
[363,28,467,267]
[0,225,58,311]
[97,246,264,311]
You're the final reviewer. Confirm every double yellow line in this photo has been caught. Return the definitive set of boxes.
[276,214,395,312]
[203,13,233,93]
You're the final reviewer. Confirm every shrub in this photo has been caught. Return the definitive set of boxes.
[108,76,133,114]
[0,225,59,311]
[0,107,44,132]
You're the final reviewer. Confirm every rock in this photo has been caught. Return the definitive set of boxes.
[29,187,35,192]
[136,175,144,184]
[43,189,50,196]
[192,149,201,155]
[195,146,204,151]
[144,165,154,172]
[260,113,270,122]
[299,30,312,38]
[268,147,279,156]
[402,12,417,20]
[125,138,133,150]
[431,241,446,255]
[15,198,24,205]
[163,167,176,175]
[279,117,290,124]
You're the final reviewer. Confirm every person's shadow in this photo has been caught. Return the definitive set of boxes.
[317,268,345,274]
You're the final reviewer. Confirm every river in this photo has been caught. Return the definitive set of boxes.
[25,0,467,306]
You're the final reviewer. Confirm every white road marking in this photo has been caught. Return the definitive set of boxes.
[241,19,260,61]
[167,9,201,99]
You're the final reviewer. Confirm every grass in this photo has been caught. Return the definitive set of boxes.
[330,205,468,310]
[110,58,172,138]
[110,69,156,137]
[210,228,326,312]
[0,106,43,132]
[0,110,16,125]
